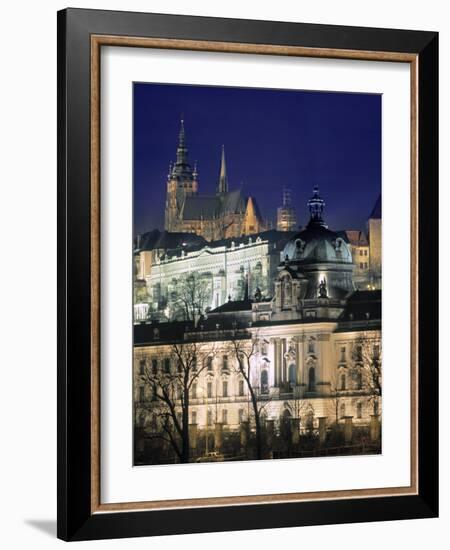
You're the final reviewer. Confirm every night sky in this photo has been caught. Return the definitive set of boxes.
[133,82,381,236]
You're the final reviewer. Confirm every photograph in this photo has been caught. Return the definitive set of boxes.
[132,83,383,465]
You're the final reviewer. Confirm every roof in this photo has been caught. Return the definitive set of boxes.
[207,229,296,249]
[337,290,382,325]
[208,298,253,314]
[181,195,221,220]
[179,189,261,221]
[341,230,369,247]
[282,225,353,265]
[135,229,206,252]
[221,189,246,215]
[134,316,251,346]
[369,195,382,219]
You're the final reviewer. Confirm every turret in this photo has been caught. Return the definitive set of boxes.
[277,186,297,231]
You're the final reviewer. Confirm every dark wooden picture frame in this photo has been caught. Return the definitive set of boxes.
[57,8,438,541]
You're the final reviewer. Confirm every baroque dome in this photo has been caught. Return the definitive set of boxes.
[282,224,352,265]
[282,186,352,265]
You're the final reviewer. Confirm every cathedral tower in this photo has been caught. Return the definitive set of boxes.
[164,117,198,231]
[277,187,297,231]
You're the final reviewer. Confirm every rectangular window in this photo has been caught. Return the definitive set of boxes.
[177,359,182,373]
[238,380,244,396]
[191,411,197,424]
[139,386,145,402]
[151,359,157,374]
[238,409,244,423]
[222,409,228,424]
[207,410,213,426]
[222,355,229,371]
[357,403,362,419]
[207,356,213,371]
[207,382,212,398]
[359,262,364,269]
[373,344,380,359]
[192,355,197,371]
[223,381,228,397]
[191,383,197,399]
[340,346,346,362]
[164,358,170,373]
[139,359,145,375]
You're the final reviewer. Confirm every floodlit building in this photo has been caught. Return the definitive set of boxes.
[134,187,382,463]
[277,187,297,232]
[367,194,382,288]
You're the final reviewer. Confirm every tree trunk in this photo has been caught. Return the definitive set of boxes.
[250,390,262,460]
[181,391,190,463]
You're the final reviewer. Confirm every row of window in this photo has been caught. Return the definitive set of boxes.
[359,249,369,256]
[338,344,380,362]
[140,339,381,376]
[138,379,247,402]
[138,355,231,375]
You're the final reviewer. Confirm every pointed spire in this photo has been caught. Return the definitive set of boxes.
[217,145,228,194]
[307,185,327,228]
[176,114,188,165]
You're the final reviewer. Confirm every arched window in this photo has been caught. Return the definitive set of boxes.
[261,370,269,394]
[308,367,316,392]
[340,373,346,390]
[288,364,297,387]
[356,402,363,419]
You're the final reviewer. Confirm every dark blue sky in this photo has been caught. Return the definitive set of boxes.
[133,82,381,236]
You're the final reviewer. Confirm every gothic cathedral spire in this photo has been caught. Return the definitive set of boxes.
[217,145,228,194]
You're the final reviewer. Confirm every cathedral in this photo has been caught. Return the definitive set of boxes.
[164,118,267,241]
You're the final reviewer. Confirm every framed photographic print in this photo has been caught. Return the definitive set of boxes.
[57,8,438,541]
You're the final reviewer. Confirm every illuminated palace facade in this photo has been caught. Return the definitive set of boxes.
[133,119,381,323]
[133,189,382,460]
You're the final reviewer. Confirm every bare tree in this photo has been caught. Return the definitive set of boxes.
[326,368,345,425]
[136,341,216,463]
[172,273,212,321]
[227,332,269,460]
[352,331,382,411]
